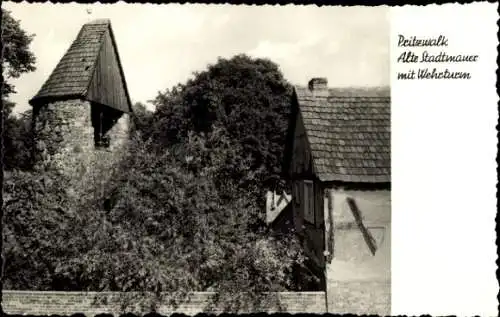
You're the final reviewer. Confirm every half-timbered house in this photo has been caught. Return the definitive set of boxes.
[282,77,391,313]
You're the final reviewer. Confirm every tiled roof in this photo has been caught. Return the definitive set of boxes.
[30,20,108,102]
[29,19,132,112]
[295,86,391,183]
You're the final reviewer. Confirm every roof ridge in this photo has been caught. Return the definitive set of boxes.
[294,84,390,89]
[294,85,390,99]
[86,18,111,25]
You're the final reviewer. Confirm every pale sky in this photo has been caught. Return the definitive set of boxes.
[3,2,389,114]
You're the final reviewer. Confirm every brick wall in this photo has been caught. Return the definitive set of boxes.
[1,291,327,316]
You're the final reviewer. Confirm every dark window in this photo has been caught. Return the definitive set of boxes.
[94,111,110,148]
[91,102,124,149]
[92,104,114,149]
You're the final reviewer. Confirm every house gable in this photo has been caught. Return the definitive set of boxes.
[86,25,131,113]
[284,89,315,179]
[290,112,315,177]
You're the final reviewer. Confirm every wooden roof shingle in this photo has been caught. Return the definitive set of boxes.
[293,84,391,183]
[29,19,132,113]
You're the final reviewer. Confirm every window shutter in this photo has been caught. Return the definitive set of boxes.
[315,184,324,227]
[304,180,315,224]
[293,181,301,206]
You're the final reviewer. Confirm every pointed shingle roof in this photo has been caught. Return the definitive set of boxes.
[29,19,132,113]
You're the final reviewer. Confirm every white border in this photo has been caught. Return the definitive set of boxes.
[391,3,499,316]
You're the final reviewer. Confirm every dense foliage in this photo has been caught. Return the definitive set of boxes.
[130,102,154,138]
[2,103,33,170]
[3,51,311,311]
[3,130,306,311]
[148,54,293,193]
[1,8,37,97]
[1,8,37,171]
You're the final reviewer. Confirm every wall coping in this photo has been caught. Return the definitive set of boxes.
[2,290,326,295]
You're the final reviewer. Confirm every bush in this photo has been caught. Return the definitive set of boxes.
[3,130,305,312]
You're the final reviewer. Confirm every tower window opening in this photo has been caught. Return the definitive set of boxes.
[92,104,114,149]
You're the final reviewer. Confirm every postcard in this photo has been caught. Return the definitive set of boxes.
[1,2,497,316]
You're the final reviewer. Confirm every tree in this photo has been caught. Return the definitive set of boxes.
[1,8,37,97]
[149,54,293,194]
[1,9,37,170]
[2,105,33,170]
[130,102,154,140]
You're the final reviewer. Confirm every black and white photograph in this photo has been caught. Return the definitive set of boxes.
[2,2,394,315]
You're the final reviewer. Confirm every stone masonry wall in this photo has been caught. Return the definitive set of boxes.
[2,291,327,316]
[91,112,130,187]
[33,99,130,195]
[33,99,94,180]
[107,113,129,151]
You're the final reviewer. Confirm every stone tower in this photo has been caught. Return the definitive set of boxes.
[29,19,132,188]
